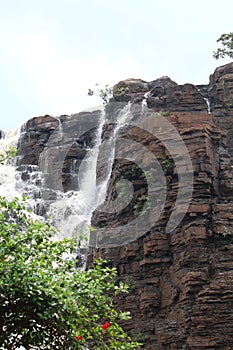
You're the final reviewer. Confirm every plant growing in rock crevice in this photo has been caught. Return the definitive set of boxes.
[113,86,130,98]
[215,231,233,245]
[161,158,174,175]
[88,84,113,104]
[133,194,151,217]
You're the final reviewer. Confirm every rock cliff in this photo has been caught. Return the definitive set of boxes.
[91,62,233,349]
[15,62,233,349]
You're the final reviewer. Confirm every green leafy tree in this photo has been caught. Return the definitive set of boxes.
[0,196,141,350]
[213,32,233,60]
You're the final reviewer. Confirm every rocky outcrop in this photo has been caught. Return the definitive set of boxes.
[14,62,233,349]
[17,111,102,194]
[113,76,208,113]
[209,63,233,158]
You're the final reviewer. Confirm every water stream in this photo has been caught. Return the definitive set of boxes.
[141,90,151,112]
[196,87,211,114]
[204,97,211,114]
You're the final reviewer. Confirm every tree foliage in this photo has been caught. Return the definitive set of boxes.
[88,84,131,105]
[213,32,233,60]
[0,196,141,350]
[0,147,17,165]
[87,84,113,104]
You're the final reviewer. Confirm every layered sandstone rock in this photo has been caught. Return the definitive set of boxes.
[90,63,233,349]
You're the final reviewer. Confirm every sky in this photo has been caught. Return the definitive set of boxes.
[0,0,232,131]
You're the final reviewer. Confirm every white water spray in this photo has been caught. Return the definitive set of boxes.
[0,127,22,198]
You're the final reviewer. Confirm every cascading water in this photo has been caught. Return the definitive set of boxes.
[204,97,211,114]
[47,103,133,246]
[0,127,22,198]
[96,101,132,204]
[141,91,151,112]
[196,87,211,114]
[43,109,107,245]
[1,103,133,254]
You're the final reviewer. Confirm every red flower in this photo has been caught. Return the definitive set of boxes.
[76,335,82,341]
[102,321,110,330]
[2,257,7,261]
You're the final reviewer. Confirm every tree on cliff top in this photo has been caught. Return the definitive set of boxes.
[213,32,233,60]
[0,185,141,348]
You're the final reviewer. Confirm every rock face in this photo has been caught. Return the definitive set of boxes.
[17,111,102,197]
[90,63,233,349]
[14,62,233,349]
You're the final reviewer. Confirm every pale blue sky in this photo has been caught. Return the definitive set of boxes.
[0,0,232,131]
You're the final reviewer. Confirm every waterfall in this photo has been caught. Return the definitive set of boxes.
[48,103,133,245]
[96,102,132,205]
[196,87,211,114]
[204,97,211,114]
[44,111,106,245]
[0,127,22,198]
[141,91,151,112]
[0,103,133,253]
[0,126,51,226]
